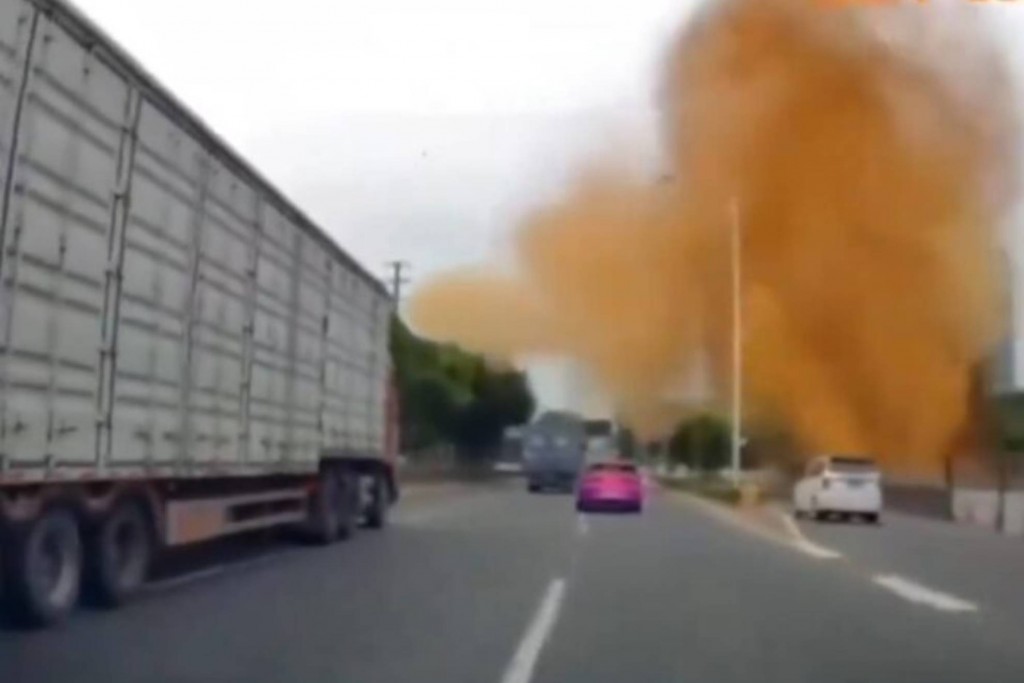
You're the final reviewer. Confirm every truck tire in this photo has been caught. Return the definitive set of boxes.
[84,499,153,608]
[306,470,342,544]
[3,506,82,627]
[364,474,389,530]
[334,469,358,541]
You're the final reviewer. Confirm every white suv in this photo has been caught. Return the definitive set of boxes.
[794,455,882,523]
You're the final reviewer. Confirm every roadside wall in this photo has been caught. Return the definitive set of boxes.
[884,456,1024,535]
[951,489,1024,535]
[882,484,951,521]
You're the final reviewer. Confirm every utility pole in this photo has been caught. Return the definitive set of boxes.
[385,260,410,301]
[730,197,743,488]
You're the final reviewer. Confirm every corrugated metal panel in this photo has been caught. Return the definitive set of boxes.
[0,0,35,243]
[0,0,392,482]
[112,98,201,468]
[0,0,38,474]
[293,231,328,461]
[0,8,133,472]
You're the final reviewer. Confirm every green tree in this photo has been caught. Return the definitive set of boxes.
[668,413,731,474]
[390,317,468,450]
[451,362,535,460]
[389,315,534,457]
[402,375,458,447]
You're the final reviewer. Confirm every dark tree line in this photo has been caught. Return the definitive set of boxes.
[666,413,731,473]
[390,317,534,460]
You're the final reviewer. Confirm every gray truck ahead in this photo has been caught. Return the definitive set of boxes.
[523,411,587,493]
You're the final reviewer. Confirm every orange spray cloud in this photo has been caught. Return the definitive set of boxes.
[408,0,1020,475]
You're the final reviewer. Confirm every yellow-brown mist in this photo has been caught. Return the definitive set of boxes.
[408,0,1020,477]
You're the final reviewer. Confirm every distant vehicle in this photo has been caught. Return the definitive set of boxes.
[793,455,882,523]
[576,461,645,513]
[500,426,525,466]
[523,411,587,493]
[582,419,618,462]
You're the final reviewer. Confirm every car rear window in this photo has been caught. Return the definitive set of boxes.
[588,462,637,474]
[828,456,877,473]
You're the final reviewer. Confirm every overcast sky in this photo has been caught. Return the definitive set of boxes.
[75,0,688,275]
[70,0,693,412]
[71,0,1024,413]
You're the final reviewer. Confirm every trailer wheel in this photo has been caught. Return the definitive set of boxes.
[364,474,389,529]
[306,470,342,544]
[334,469,358,541]
[3,506,82,627]
[84,499,153,608]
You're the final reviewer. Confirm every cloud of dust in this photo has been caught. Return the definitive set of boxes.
[408,0,1021,475]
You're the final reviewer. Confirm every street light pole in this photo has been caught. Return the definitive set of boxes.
[730,197,743,487]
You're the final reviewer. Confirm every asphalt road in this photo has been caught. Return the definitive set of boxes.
[795,505,1024,633]
[3,483,1024,682]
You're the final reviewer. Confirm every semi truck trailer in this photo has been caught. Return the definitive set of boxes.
[0,0,398,626]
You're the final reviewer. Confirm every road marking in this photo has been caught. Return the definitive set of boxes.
[679,493,844,561]
[577,514,589,536]
[779,510,843,560]
[791,539,843,560]
[872,574,978,613]
[677,493,779,541]
[501,578,567,683]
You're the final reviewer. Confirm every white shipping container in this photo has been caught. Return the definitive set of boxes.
[0,0,392,483]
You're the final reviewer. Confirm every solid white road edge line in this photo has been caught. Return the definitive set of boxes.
[577,514,589,536]
[501,578,568,683]
[679,493,843,560]
[779,509,843,560]
[872,574,979,613]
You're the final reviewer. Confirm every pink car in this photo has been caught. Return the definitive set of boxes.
[576,462,645,514]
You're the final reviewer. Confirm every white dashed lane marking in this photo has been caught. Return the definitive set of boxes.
[780,512,843,560]
[500,578,567,683]
[872,574,979,613]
